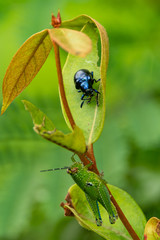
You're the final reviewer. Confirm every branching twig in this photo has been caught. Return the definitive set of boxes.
[52,12,140,240]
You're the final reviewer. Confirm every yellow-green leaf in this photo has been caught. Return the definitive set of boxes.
[144,217,160,240]
[61,15,109,145]
[22,100,86,154]
[1,29,52,115]
[63,184,146,240]
[48,28,92,57]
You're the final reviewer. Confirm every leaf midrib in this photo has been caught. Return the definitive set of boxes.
[3,30,50,108]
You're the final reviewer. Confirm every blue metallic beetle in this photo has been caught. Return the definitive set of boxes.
[74,69,100,108]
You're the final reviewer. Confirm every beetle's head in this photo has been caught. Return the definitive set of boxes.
[85,88,94,96]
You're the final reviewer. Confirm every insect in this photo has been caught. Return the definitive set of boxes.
[41,156,118,226]
[74,69,100,108]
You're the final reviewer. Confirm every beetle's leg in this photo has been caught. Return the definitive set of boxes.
[81,93,89,108]
[86,97,92,104]
[80,101,85,108]
[91,71,94,78]
[85,193,102,226]
[81,94,86,100]
[95,78,101,83]
[80,94,85,108]
[81,94,94,108]
[77,90,81,93]
[93,89,100,94]
[81,93,88,100]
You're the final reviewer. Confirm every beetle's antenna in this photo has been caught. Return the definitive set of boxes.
[40,167,69,172]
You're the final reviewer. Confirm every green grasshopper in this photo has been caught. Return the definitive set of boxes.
[41,155,118,226]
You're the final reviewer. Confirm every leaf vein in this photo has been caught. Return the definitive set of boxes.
[4,31,49,109]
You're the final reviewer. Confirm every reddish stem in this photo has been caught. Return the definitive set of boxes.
[107,187,140,240]
[79,144,100,174]
[52,41,75,129]
[79,146,140,239]
[52,13,140,239]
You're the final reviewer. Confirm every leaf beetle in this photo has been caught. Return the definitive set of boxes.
[74,69,100,108]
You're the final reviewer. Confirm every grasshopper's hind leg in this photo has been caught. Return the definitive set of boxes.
[97,184,118,224]
[85,193,102,226]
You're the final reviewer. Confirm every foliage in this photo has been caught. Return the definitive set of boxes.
[64,184,146,240]
[144,217,160,240]
[22,100,86,153]
[0,0,160,240]
[61,15,108,144]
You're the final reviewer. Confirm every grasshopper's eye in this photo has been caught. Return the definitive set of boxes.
[67,168,72,174]
[86,182,93,187]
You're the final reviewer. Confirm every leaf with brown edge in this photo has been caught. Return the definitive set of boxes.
[144,217,160,240]
[1,29,52,115]
[62,184,146,240]
[61,15,109,146]
[22,100,86,154]
[48,28,92,57]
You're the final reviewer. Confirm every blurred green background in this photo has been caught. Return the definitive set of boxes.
[0,0,160,239]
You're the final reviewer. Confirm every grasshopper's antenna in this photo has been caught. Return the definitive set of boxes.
[40,167,69,172]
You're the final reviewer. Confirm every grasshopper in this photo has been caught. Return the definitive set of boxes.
[41,155,118,226]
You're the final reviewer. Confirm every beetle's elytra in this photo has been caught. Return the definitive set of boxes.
[74,69,100,108]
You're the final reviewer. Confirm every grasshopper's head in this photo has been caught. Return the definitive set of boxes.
[67,162,83,176]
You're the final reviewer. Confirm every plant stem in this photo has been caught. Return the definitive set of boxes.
[52,37,140,240]
[81,146,140,240]
[85,147,139,239]
[107,187,140,240]
[52,40,99,174]
[79,144,100,174]
[52,41,75,129]
[83,145,140,240]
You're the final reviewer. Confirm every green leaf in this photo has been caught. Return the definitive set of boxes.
[1,29,52,115]
[48,28,92,57]
[61,15,109,145]
[63,184,146,240]
[22,100,86,154]
[144,217,160,240]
